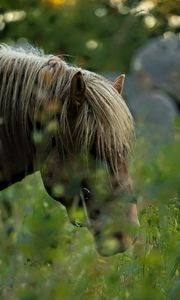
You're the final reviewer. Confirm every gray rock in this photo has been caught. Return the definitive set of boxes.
[132,35,180,102]
[124,85,178,147]
[104,72,178,150]
[103,73,178,126]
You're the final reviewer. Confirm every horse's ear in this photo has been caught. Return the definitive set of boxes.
[70,71,86,107]
[113,74,125,95]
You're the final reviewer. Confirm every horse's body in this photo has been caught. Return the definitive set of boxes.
[0,44,139,256]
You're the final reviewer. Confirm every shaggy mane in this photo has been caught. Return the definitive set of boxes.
[0,44,134,180]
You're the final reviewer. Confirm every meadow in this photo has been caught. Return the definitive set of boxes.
[0,121,179,300]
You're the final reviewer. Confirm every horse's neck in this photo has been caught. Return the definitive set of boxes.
[0,125,34,190]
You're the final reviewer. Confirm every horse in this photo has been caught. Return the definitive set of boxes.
[0,44,139,256]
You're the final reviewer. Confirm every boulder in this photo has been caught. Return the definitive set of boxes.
[131,35,180,103]
[124,76,178,147]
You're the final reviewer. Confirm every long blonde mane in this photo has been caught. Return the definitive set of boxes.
[0,44,134,178]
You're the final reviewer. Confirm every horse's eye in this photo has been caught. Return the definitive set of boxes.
[82,187,91,200]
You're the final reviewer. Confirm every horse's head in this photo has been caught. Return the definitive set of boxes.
[40,67,139,256]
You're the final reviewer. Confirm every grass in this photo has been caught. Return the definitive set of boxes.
[0,123,179,300]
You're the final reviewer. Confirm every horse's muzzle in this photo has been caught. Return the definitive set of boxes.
[93,225,139,256]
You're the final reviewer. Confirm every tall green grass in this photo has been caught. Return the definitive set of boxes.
[0,122,179,300]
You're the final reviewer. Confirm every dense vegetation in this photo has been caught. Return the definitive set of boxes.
[0,0,180,299]
[0,121,179,300]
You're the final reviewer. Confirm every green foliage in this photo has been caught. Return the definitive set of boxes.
[1,0,179,72]
[0,126,179,299]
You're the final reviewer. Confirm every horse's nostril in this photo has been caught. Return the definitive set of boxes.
[113,232,123,240]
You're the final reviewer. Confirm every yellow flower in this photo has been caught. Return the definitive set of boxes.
[41,0,65,7]
[41,0,76,7]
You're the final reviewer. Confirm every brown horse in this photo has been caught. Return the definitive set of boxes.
[0,44,139,256]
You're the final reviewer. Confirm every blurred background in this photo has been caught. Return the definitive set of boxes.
[0,1,180,300]
[0,0,179,71]
[0,0,179,144]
